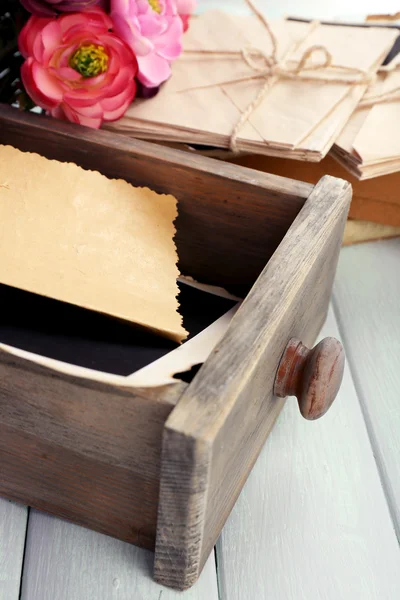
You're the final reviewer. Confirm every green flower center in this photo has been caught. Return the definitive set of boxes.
[69,44,109,78]
[148,0,161,13]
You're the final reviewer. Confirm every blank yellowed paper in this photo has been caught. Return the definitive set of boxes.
[0,145,186,342]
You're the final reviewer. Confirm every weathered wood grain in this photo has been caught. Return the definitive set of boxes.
[20,511,219,600]
[217,306,400,600]
[0,347,186,550]
[0,104,311,293]
[154,176,351,589]
[0,499,28,600]
[333,238,400,536]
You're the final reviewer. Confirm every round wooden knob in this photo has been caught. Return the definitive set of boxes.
[274,337,345,420]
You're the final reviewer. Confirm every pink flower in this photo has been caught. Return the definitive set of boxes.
[110,0,183,88]
[175,0,196,31]
[20,0,108,17]
[18,9,138,128]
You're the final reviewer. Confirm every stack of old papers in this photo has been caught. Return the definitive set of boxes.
[331,55,400,178]
[106,10,398,161]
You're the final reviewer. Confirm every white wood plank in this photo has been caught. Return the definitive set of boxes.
[333,239,400,535]
[216,305,400,600]
[20,512,219,600]
[0,499,28,600]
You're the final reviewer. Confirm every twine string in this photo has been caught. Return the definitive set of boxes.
[359,64,400,108]
[359,85,400,108]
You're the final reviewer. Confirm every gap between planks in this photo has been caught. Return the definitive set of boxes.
[0,499,28,600]
[333,238,400,539]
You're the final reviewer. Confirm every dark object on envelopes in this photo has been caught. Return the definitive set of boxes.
[287,16,400,64]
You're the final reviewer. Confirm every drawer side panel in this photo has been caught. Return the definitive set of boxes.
[0,352,184,549]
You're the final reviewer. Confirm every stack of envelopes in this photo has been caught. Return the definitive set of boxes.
[107,11,398,161]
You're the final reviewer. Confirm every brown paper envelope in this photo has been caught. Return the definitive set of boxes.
[231,24,398,149]
[298,85,366,158]
[334,53,400,171]
[334,76,385,155]
[353,68,400,163]
[295,41,395,161]
[0,145,186,343]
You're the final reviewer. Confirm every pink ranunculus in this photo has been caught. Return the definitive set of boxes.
[20,0,108,18]
[18,9,138,128]
[110,0,184,88]
[175,0,196,32]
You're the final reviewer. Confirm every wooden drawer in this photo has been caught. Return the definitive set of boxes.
[0,104,351,590]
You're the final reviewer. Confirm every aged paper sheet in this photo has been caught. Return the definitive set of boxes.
[0,145,186,342]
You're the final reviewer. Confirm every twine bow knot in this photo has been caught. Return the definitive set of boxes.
[229,40,339,151]
[241,43,333,76]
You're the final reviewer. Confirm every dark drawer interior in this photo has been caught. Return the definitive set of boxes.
[0,282,236,375]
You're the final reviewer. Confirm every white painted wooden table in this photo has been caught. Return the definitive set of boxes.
[2,2,400,597]
[2,239,400,599]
